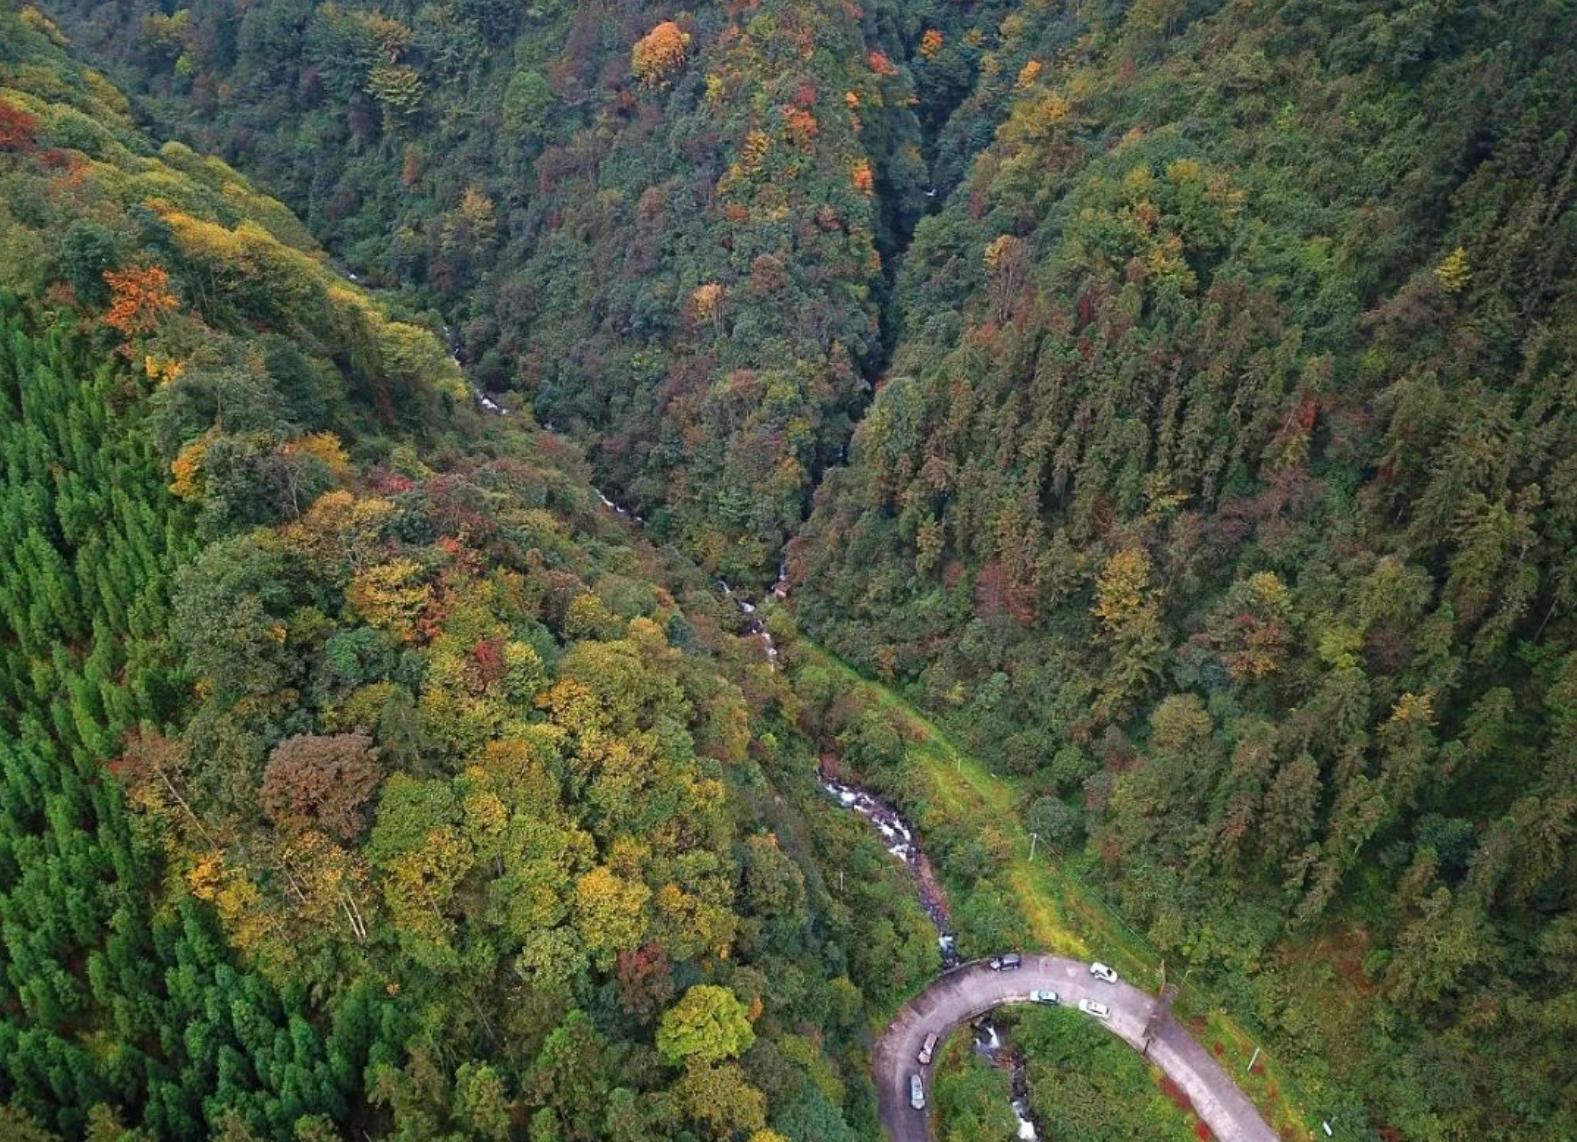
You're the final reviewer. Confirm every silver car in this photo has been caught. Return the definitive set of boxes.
[917,1031,939,1065]
[1029,989,1059,1005]
[910,1073,926,1110]
[1079,998,1112,1020]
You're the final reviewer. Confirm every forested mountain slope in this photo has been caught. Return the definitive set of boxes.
[10,0,1577,1138]
[790,1,1577,1136]
[37,0,1112,584]
[1,8,933,1137]
[42,0,935,580]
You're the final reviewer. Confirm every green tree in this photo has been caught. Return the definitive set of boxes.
[674,1062,766,1140]
[453,1062,512,1142]
[656,985,756,1067]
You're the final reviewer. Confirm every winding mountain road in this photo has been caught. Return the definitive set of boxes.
[873,955,1278,1142]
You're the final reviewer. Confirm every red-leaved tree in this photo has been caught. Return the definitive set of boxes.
[260,731,381,840]
[0,100,40,152]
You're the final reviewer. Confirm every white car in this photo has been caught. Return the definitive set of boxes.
[910,1073,926,1110]
[1078,998,1111,1020]
[1029,989,1059,1005]
[1089,961,1119,984]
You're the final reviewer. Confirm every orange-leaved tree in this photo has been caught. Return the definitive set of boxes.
[632,21,690,86]
[103,264,179,336]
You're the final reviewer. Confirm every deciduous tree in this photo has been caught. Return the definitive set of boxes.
[260,731,381,840]
[632,22,689,86]
[103,265,178,337]
[656,985,755,1066]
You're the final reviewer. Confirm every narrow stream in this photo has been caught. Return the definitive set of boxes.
[816,765,958,968]
[713,582,960,968]
[718,578,1035,1135]
[717,580,778,668]
[454,335,966,972]
[442,323,511,419]
[455,342,1023,1133]
[975,1019,1039,1140]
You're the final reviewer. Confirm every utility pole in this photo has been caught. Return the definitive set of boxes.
[1248,1046,1261,1072]
[1028,832,1039,862]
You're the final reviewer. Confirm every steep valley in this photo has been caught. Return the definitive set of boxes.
[3,1,1576,1139]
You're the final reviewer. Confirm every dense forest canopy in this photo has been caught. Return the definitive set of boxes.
[2,0,1575,1138]
[41,0,931,580]
[0,5,938,1138]
[791,1,1577,1136]
[32,0,1106,583]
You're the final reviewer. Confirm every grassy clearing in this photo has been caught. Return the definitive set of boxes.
[793,637,1319,1141]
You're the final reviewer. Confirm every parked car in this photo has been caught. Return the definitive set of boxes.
[910,1073,926,1110]
[1078,998,1112,1020]
[1029,989,1059,1005]
[989,952,1023,971]
[1089,961,1119,984]
[917,1031,939,1065]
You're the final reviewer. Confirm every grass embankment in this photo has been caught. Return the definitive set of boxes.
[794,638,1319,1141]
[1010,1004,1203,1140]
[927,1006,1204,1142]
[928,1032,1018,1140]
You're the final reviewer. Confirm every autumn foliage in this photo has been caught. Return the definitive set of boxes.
[0,100,39,151]
[103,264,179,336]
[260,732,381,841]
[691,282,725,325]
[782,106,819,147]
[632,21,690,86]
[168,437,207,501]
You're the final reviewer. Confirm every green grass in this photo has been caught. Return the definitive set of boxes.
[1009,1004,1202,1141]
[791,635,1320,1141]
[929,1029,1018,1141]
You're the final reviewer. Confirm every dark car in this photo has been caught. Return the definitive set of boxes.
[989,952,1023,971]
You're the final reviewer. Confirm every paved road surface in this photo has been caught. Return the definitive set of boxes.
[873,955,1278,1142]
